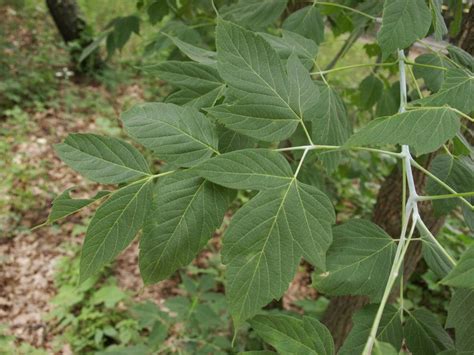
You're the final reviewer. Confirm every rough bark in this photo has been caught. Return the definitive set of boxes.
[45,0,102,72]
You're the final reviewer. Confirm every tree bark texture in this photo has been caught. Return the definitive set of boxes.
[45,0,102,72]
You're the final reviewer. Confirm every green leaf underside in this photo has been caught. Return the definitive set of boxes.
[314,219,396,301]
[413,54,449,93]
[416,68,474,114]
[222,179,334,324]
[80,179,153,282]
[259,30,318,70]
[339,304,403,355]
[249,314,334,355]
[447,45,474,71]
[141,61,223,93]
[404,308,454,355]
[282,5,324,45]
[446,289,474,351]
[166,86,224,109]
[164,33,217,65]
[442,244,474,289]
[345,108,460,156]
[139,170,233,284]
[55,134,150,184]
[377,0,431,56]
[121,102,219,167]
[359,74,383,109]
[373,341,398,355]
[430,0,448,41]
[47,189,110,224]
[209,20,318,142]
[217,125,256,153]
[421,232,453,279]
[195,149,293,190]
[426,155,474,216]
[220,0,288,30]
[310,84,351,171]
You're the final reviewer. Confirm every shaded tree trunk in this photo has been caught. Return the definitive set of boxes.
[46,0,102,72]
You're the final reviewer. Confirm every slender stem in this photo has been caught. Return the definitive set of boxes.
[417,191,474,201]
[404,60,448,71]
[300,121,315,146]
[363,49,417,355]
[275,144,403,158]
[294,148,310,177]
[417,218,457,266]
[313,1,378,21]
[407,63,423,99]
[405,105,474,123]
[410,158,473,210]
[312,60,330,86]
[311,61,398,75]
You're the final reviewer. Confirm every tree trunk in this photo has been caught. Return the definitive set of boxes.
[45,0,102,72]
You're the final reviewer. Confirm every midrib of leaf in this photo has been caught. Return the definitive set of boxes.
[144,180,206,277]
[329,240,394,274]
[231,178,296,314]
[226,32,310,128]
[408,314,444,349]
[158,118,220,155]
[81,178,150,278]
[256,321,317,353]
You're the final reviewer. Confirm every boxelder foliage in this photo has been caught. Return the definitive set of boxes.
[45,0,473,353]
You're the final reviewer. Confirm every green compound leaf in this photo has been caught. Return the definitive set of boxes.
[141,61,223,94]
[217,126,256,153]
[121,102,219,167]
[209,20,317,142]
[195,149,293,190]
[80,179,153,282]
[413,54,451,93]
[47,188,110,224]
[358,74,384,110]
[166,86,224,110]
[377,0,431,56]
[421,231,454,279]
[164,33,217,65]
[282,5,324,45]
[430,0,448,41]
[313,219,396,301]
[447,45,474,71]
[139,170,233,284]
[220,0,288,30]
[249,314,334,355]
[309,84,352,171]
[373,341,398,355]
[446,288,474,351]
[222,180,334,325]
[441,244,474,289]
[345,107,460,156]
[416,68,474,114]
[259,30,319,70]
[426,155,474,216]
[404,308,454,355]
[55,134,151,184]
[339,304,403,355]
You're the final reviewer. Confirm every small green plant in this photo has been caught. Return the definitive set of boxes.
[42,0,473,354]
